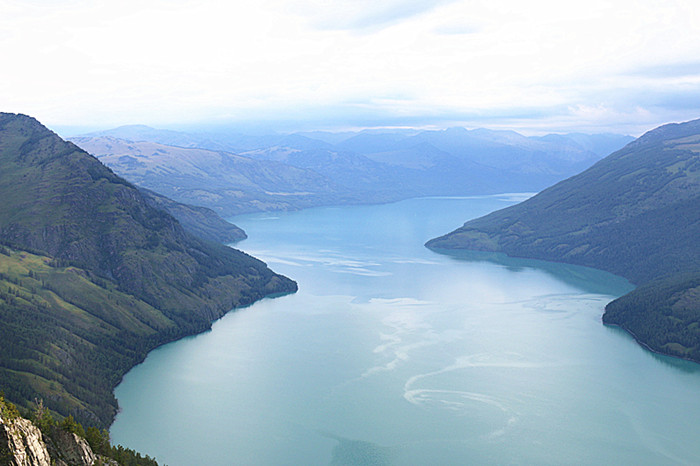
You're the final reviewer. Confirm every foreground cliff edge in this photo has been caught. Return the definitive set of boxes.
[427,118,700,363]
[1,393,158,465]
[0,113,297,433]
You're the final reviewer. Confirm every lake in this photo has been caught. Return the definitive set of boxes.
[111,195,700,465]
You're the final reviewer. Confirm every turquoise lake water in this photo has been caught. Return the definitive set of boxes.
[111,195,700,465]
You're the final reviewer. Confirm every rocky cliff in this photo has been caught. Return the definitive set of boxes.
[0,366,140,465]
[0,413,51,466]
[0,411,120,466]
[47,430,102,466]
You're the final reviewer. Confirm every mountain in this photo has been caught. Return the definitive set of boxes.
[240,127,633,193]
[68,136,355,216]
[138,188,246,244]
[74,126,632,216]
[402,127,632,178]
[534,132,637,160]
[427,118,700,362]
[0,113,297,429]
[79,124,231,152]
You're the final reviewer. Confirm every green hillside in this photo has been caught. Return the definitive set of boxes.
[427,118,700,362]
[0,113,296,428]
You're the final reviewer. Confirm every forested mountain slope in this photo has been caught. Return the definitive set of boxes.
[0,113,296,429]
[138,187,246,244]
[427,118,700,362]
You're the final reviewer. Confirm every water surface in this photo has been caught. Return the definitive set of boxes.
[112,196,700,465]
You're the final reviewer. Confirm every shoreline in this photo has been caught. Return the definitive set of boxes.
[602,320,700,366]
[108,286,297,428]
[428,245,700,367]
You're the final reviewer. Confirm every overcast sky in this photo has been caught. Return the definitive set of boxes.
[3,0,700,135]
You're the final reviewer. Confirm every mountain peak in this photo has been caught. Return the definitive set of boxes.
[0,112,54,134]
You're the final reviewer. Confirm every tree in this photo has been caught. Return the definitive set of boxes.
[59,414,85,437]
[32,398,55,433]
[86,426,111,456]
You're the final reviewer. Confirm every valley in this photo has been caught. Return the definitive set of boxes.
[1,113,698,465]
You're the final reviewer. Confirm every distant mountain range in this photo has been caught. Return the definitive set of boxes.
[71,126,633,217]
[0,113,296,429]
[427,118,700,363]
[69,136,354,217]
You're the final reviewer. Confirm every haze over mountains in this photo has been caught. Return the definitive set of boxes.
[71,125,633,217]
[428,118,700,362]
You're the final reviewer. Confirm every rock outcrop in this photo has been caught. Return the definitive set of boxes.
[0,406,120,466]
[0,413,51,466]
[49,430,96,466]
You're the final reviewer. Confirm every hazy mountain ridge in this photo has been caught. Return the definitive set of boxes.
[427,118,700,362]
[69,136,356,216]
[72,125,632,216]
[231,126,632,185]
[0,113,296,429]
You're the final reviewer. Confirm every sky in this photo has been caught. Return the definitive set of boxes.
[2,0,700,135]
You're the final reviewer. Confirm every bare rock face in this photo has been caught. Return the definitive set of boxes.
[0,413,52,466]
[51,430,97,466]
[0,410,109,466]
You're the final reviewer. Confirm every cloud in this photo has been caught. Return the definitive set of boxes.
[432,22,480,35]
[291,0,457,31]
[624,61,700,79]
[3,0,700,135]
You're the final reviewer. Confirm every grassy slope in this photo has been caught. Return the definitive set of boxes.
[0,113,297,428]
[427,119,700,362]
[0,247,174,426]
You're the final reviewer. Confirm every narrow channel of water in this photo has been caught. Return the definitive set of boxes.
[112,196,700,465]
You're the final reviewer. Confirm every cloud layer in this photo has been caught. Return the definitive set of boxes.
[2,0,700,134]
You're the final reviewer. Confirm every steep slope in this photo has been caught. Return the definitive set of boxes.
[138,188,246,244]
[0,113,296,428]
[427,118,700,362]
